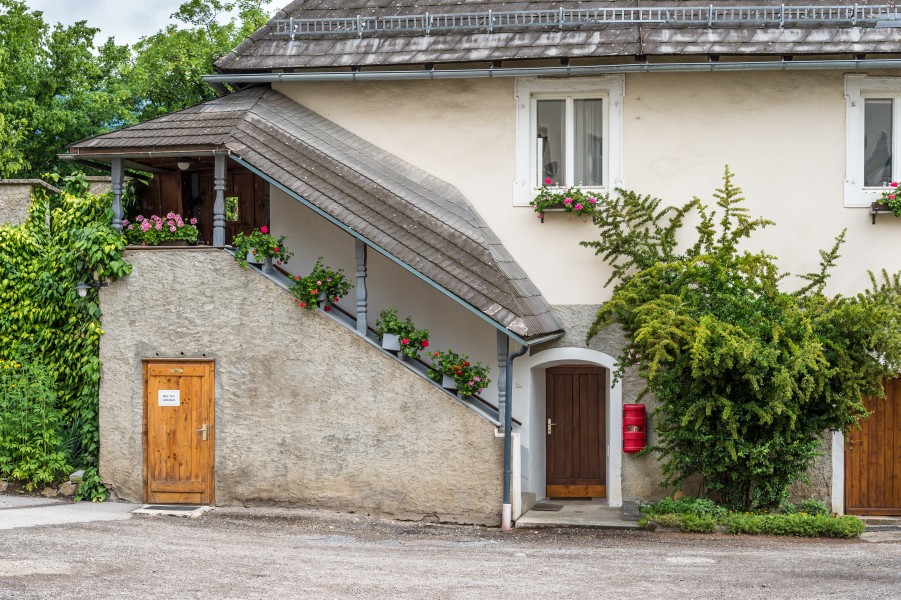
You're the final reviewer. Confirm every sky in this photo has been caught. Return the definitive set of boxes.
[23,1,232,46]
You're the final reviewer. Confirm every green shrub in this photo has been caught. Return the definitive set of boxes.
[641,496,727,520]
[647,513,718,533]
[0,361,72,490]
[795,499,829,516]
[726,514,864,539]
[583,167,901,511]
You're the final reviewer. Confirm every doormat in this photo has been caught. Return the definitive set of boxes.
[531,502,564,511]
[133,505,214,518]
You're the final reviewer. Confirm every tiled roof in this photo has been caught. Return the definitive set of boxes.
[215,0,901,71]
[68,88,563,340]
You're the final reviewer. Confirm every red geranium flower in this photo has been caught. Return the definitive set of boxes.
[324,305,331,312]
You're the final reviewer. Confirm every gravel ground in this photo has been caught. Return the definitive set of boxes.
[1,506,899,599]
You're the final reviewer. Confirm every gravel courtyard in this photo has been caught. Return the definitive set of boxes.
[1,506,900,599]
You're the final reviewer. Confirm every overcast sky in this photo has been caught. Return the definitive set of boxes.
[23,1,233,46]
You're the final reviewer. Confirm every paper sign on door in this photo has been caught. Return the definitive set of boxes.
[158,390,180,407]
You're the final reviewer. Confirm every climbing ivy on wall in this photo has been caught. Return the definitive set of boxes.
[0,174,130,499]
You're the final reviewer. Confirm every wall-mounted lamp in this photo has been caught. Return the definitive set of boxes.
[76,280,108,298]
[177,161,191,171]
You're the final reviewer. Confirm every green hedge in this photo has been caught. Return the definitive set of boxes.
[726,514,865,539]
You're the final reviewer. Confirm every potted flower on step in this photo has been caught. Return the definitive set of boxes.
[231,226,293,274]
[428,349,491,396]
[290,257,351,312]
[374,308,429,360]
[123,213,199,246]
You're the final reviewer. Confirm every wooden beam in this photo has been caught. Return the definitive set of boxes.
[111,158,124,231]
[212,154,226,247]
[355,240,368,335]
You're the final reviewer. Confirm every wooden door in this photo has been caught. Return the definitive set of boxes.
[143,361,215,504]
[546,366,606,498]
[846,378,901,515]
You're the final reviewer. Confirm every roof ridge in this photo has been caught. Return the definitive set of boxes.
[215,0,307,72]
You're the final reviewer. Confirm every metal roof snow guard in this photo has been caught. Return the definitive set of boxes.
[271,4,901,39]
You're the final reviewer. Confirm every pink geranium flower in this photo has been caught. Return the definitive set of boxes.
[169,226,176,232]
[544,178,552,185]
[189,218,197,225]
[589,197,597,205]
[892,182,899,187]
[563,197,573,204]
[155,222,163,230]
[260,226,269,234]
[574,203,583,211]
[136,215,144,222]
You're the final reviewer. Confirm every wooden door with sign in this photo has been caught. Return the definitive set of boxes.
[546,366,606,498]
[845,378,901,515]
[143,361,215,504]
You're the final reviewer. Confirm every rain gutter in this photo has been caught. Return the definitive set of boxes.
[205,58,901,85]
[227,152,563,348]
[501,343,529,531]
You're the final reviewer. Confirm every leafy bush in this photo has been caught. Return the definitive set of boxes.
[644,513,718,533]
[583,167,901,511]
[0,361,71,490]
[0,174,130,497]
[726,514,864,539]
[795,499,830,516]
[73,467,108,502]
[641,496,727,520]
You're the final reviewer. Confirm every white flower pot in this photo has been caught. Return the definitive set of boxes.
[441,374,457,390]
[382,333,401,352]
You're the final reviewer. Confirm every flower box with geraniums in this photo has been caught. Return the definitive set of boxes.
[530,178,600,223]
[872,182,901,222]
[374,308,429,359]
[231,226,293,273]
[123,213,199,246]
[290,257,352,312]
[428,349,491,396]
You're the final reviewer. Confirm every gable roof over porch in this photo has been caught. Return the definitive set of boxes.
[66,87,564,342]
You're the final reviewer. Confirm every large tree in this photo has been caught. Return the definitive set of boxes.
[583,168,901,511]
[0,0,270,177]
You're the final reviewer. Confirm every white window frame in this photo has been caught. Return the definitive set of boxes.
[514,76,625,206]
[844,75,901,207]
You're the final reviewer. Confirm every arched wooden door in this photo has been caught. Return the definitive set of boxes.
[546,366,606,498]
[845,378,901,515]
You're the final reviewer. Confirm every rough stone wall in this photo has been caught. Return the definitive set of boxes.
[99,249,504,525]
[0,182,33,226]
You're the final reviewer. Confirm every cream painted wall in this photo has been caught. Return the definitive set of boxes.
[269,187,502,394]
[275,71,901,303]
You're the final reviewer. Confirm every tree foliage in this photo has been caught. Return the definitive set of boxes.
[0,174,130,498]
[583,167,901,511]
[0,0,270,177]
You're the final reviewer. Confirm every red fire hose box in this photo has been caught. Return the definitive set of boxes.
[623,404,647,453]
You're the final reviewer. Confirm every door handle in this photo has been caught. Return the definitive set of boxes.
[196,423,208,441]
[547,419,556,435]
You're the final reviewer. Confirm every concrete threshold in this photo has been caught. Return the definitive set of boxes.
[514,499,641,530]
[133,505,214,518]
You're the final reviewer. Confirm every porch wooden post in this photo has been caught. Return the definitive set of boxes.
[355,239,368,335]
[111,158,124,231]
[497,331,509,424]
[213,154,226,247]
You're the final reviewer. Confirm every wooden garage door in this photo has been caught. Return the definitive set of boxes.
[845,378,901,515]
[144,361,215,505]
[546,366,606,498]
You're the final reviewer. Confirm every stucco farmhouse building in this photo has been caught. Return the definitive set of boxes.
[61,1,901,524]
